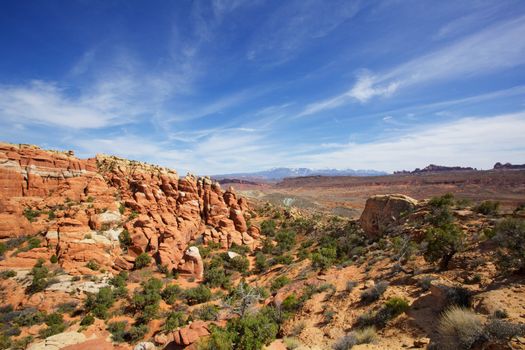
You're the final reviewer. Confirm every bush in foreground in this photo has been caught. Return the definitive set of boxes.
[360,281,388,303]
[493,218,525,274]
[134,253,152,269]
[333,327,377,350]
[423,224,464,270]
[436,307,484,350]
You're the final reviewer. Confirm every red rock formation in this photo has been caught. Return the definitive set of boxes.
[0,142,256,275]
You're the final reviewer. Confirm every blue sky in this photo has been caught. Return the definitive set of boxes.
[1,0,525,174]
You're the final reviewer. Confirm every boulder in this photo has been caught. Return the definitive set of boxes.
[360,194,418,237]
[27,332,86,350]
[177,246,204,279]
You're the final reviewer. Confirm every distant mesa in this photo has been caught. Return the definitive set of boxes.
[213,167,387,181]
[493,162,525,170]
[394,164,476,174]
[216,178,260,185]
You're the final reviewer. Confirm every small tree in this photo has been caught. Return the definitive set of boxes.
[134,253,151,269]
[474,201,500,215]
[424,224,464,270]
[494,218,525,273]
[260,220,276,236]
[311,246,337,270]
[254,252,268,273]
[223,282,264,318]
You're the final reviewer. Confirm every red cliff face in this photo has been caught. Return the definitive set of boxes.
[0,142,255,274]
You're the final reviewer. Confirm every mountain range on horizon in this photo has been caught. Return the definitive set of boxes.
[212,167,388,180]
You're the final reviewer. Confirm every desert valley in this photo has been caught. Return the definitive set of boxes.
[1,142,525,350]
[2,1,525,350]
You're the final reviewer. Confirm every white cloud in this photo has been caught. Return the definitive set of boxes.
[297,15,525,116]
[0,81,121,129]
[298,72,399,116]
[298,112,525,171]
[247,0,361,65]
[348,73,399,102]
[70,111,525,175]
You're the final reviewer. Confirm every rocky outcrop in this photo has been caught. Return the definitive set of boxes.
[493,162,525,170]
[394,164,476,174]
[177,246,204,279]
[0,142,255,274]
[156,320,218,347]
[360,194,418,237]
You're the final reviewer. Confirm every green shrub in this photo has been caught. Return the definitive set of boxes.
[261,237,274,254]
[28,237,41,249]
[272,254,294,265]
[164,311,187,331]
[85,286,115,319]
[126,324,148,343]
[229,255,250,274]
[227,311,279,350]
[274,230,296,254]
[0,270,16,280]
[50,255,58,264]
[23,208,40,222]
[436,307,483,350]
[47,210,56,220]
[270,276,290,292]
[109,271,128,288]
[429,193,455,208]
[39,312,66,338]
[423,224,464,270]
[119,203,125,215]
[474,201,500,215]
[311,246,337,270]
[26,261,49,294]
[254,252,268,273]
[427,193,455,227]
[198,324,235,350]
[183,285,212,305]
[134,253,151,269]
[118,229,132,249]
[493,218,525,273]
[204,265,231,289]
[86,260,99,271]
[229,244,251,256]
[0,334,11,349]
[80,314,95,326]
[383,297,410,317]
[283,337,301,350]
[131,278,162,322]
[360,281,388,303]
[107,321,127,343]
[261,220,276,236]
[12,308,47,327]
[193,304,220,321]
[161,284,182,305]
[333,326,377,350]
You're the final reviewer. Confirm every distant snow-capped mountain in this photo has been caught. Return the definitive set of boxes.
[212,167,387,181]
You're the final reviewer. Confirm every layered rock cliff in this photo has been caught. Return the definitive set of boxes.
[0,142,257,274]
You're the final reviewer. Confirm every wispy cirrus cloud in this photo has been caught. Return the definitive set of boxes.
[247,0,361,65]
[0,81,125,129]
[298,72,399,117]
[69,111,525,174]
[297,14,525,117]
